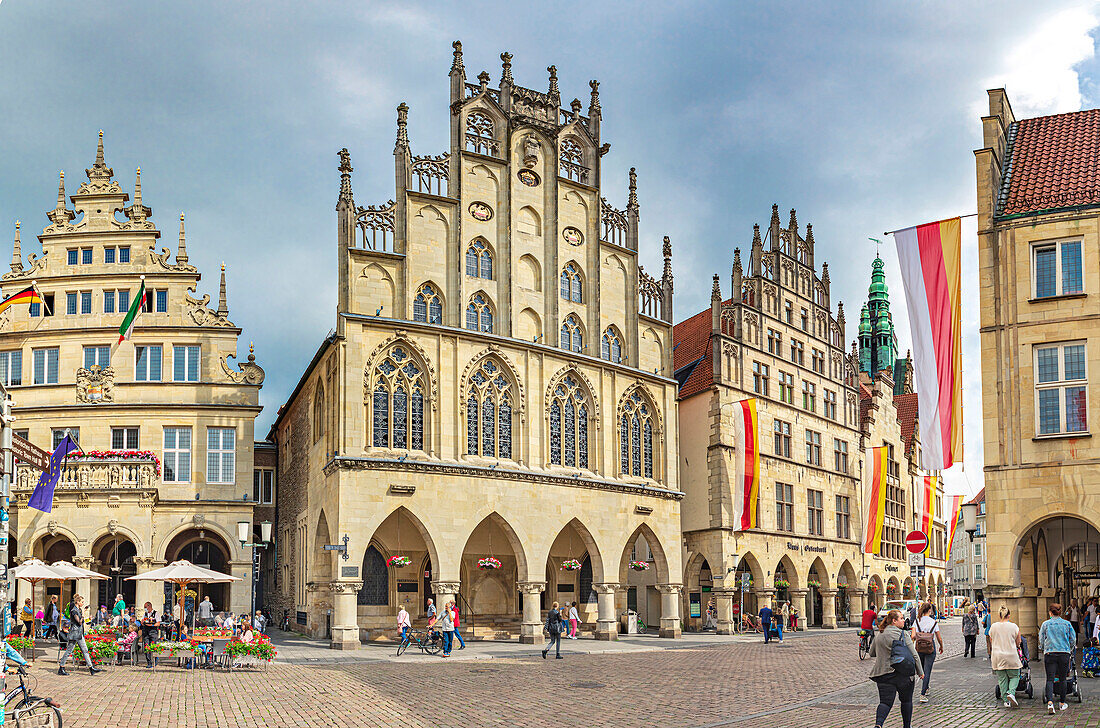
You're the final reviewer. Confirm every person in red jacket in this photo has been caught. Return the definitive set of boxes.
[452,603,465,650]
[862,606,878,631]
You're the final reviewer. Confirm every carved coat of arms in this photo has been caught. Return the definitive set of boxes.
[76,365,115,404]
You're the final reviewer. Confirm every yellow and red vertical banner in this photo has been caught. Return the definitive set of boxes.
[944,494,963,561]
[920,475,937,538]
[863,446,889,554]
[731,398,759,531]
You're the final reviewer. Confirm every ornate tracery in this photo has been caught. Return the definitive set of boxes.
[619,387,657,480]
[412,283,443,324]
[465,358,514,459]
[560,263,583,303]
[601,327,623,364]
[465,293,494,333]
[465,239,493,280]
[548,375,591,469]
[369,345,427,451]
[560,315,583,353]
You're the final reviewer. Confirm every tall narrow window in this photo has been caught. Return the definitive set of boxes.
[753,362,770,396]
[173,345,200,382]
[464,112,497,155]
[369,346,427,451]
[619,389,656,480]
[412,284,443,324]
[465,358,513,459]
[466,294,494,333]
[0,350,21,387]
[560,264,582,303]
[135,345,162,382]
[465,240,493,279]
[548,376,591,469]
[163,427,191,483]
[206,427,236,484]
[560,315,583,353]
[601,328,623,364]
[32,348,59,385]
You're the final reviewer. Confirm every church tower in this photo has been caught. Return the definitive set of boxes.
[858,255,898,379]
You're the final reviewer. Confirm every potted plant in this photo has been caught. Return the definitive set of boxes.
[560,559,582,571]
[629,560,650,571]
[478,557,502,570]
[387,555,412,568]
[774,578,790,589]
[807,579,822,588]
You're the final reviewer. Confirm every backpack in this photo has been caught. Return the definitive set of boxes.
[548,610,562,635]
[890,634,917,675]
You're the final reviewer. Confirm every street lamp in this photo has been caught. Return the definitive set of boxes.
[961,502,978,542]
[238,520,272,628]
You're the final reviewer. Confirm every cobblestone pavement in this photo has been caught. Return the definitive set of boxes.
[13,620,1100,727]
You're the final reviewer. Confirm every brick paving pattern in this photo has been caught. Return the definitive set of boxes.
[14,622,1100,727]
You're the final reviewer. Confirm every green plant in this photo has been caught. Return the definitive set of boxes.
[225,640,276,661]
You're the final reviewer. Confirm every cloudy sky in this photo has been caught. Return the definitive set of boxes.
[1,1,1097,496]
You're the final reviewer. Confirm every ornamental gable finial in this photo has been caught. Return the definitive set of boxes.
[10,221,22,274]
[86,130,114,183]
[711,273,721,301]
[124,168,152,223]
[338,148,354,204]
[46,171,75,226]
[177,213,189,265]
[395,103,409,153]
[450,40,464,75]
[217,262,228,316]
[788,208,798,237]
[627,167,638,211]
[500,52,513,85]
[589,80,601,115]
[547,65,559,100]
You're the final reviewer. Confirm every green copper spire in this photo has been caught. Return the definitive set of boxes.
[859,255,898,378]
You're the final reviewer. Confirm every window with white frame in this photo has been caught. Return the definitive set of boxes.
[253,468,275,504]
[135,345,162,382]
[206,427,235,484]
[111,427,138,450]
[32,348,58,384]
[1033,239,1084,299]
[0,350,21,386]
[83,345,110,370]
[1035,341,1087,435]
[163,427,191,483]
[173,345,200,382]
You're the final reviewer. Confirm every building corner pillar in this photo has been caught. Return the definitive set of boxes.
[518,581,545,645]
[594,583,620,640]
[330,581,363,650]
[657,584,682,638]
[714,588,735,634]
[789,589,808,630]
[820,588,837,629]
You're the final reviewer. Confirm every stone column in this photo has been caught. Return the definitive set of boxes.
[73,556,94,613]
[517,581,545,645]
[594,583,620,641]
[330,580,363,650]
[851,590,866,626]
[755,588,775,611]
[431,580,460,630]
[713,588,735,634]
[656,584,682,638]
[789,589,808,630]
[820,588,837,628]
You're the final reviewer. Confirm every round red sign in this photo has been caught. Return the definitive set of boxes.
[905,531,929,554]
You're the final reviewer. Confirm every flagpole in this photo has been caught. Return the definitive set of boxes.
[882,213,978,237]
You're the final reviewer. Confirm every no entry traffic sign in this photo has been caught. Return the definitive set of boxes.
[905,530,929,554]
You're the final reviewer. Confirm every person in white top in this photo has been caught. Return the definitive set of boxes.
[911,602,944,703]
[397,606,411,640]
[568,602,580,639]
[223,613,236,633]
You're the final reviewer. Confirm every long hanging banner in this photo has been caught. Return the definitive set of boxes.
[920,475,937,538]
[944,494,964,561]
[893,218,963,470]
[731,398,759,531]
[863,446,889,554]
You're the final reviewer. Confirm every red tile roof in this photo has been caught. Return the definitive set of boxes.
[967,487,985,506]
[894,392,919,455]
[999,108,1100,217]
[673,304,719,400]
[858,380,873,428]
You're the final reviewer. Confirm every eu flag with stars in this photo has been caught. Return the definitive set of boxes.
[28,435,80,514]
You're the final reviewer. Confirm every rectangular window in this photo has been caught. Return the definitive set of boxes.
[32,348,58,384]
[808,489,823,536]
[835,495,851,540]
[104,247,115,264]
[253,469,275,504]
[776,483,794,532]
[802,381,816,412]
[767,329,782,355]
[790,340,804,366]
[1033,239,1084,298]
[812,349,825,374]
[773,419,791,458]
[163,427,191,483]
[135,345,162,382]
[83,345,110,370]
[785,301,793,324]
[66,292,77,315]
[805,429,821,466]
[111,427,139,450]
[974,542,982,557]
[80,291,91,314]
[974,564,983,582]
[823,389,837,419]
[104,290,115,313]
[0,350,21,386]
[118,289,130,312]
[173,345,200,382]
[834,438,849,473]
[52,427,79,449]
[67,249,78,266]
[753,362,769,396]
[156,289,167,313]
[119,246,130,263]
[800,308,808,332]
[1035,342,1088,435]
[207,427,236,484]
[778,372,794,404]
[81,248,92,265]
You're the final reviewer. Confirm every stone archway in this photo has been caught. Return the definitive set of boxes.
[357,506,440,639]
[32,534,77,612]
[807,557,828,628]
[886,575,901,601]
[92,532,138,609]
[617,523,679,637]
[460,513,528,635]
[545,519,601,636]
[164,528,233,615]
[868,574,884,610]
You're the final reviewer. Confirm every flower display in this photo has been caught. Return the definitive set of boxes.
[387,555,412,568]
[226,639,276,661]
[193,627,233,638]
[72,449,162,476]
[774,578,790,589]
[147,640,202,657]
[5,635,33,651]
[629,561,650,571]
[560,559,582,571]
[869,583,880,592]
[807,579,822,588]
[74,636,119,665]
[478,557,502,570]
[88,624,120,636]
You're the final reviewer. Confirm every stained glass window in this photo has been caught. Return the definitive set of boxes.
[561,316,582,353]
[550,401,562,464]
[631,414,641,476]
[466,358,514,459]
[411,387,424,451]
[482,396,495,455]
[373,385,389,447]
[578,405,589,468]
[413,284,443,324]
[620,416,630,472]
[370,346,427,451]
[467,394,479,454]
[549,377,590,468]
[393,385,408,448]
[564,399,576,467]
[601,328,623,363]
[644,420,653,479]
[499,395,513,459]
[467,294,494,333]
[560,264,583,303]
[620,388,657,480]
[466,240,493,280]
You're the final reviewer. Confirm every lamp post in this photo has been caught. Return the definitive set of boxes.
[961,502,978,542]
[238,520,272,628]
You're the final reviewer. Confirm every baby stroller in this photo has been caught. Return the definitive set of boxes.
[1059,653,1083,703]
[995,640,1034,700]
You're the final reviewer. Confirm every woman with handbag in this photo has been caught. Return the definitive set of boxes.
[869,609,923,728]
[911,602,944,702]
[58,594,100,676]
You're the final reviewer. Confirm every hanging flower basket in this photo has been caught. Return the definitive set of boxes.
[478,557,502,570]
[561,559,582,571]
[837,583,848,591]
[629,561,650,571]
[807,579,822,589]
[774,579,790,589]
[869,583,880,592]
[886,585,898,595]
[387,555,412,568]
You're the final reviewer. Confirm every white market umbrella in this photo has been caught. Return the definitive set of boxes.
[126,560,240,636]
[9,559,68,659]
[50,561,108,580]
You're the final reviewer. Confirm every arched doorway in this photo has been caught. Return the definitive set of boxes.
[807,559,827,628]
[460,514,527,631]
[357,507,438,637]
[837,560,858,625]
[164,529,232,615]
[545,519,600,634]
[887,576,901,601]
[903,576,915,600]
[92,533,137,609]
[35,534,77,609]
[734,552,761,625]
[618,524,673,635]
[868,575,884,610]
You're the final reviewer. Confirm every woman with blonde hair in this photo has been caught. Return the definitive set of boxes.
[989,605,1023,708]
[962,604,979,658]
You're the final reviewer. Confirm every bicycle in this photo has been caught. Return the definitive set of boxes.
[637,616,647,633]
[4,665,63,726]
[858,629,872,661]
[396,628,442,657]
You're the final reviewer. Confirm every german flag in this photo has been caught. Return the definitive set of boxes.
[0,286,41,316]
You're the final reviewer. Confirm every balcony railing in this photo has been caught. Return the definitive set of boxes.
[14,456,159,491]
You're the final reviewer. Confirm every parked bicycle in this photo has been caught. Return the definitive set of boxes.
[4,665,63,726]
[396,628,442,657]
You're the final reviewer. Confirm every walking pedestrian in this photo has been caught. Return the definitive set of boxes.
[42,595,60,641]
[568,601,580,639]
[197,596,214,627]
[438,600,455,656]
[426,598,437,621]
[989,605,1023,708]
[962,605,979,658]
[759,603,774,643]
[869,609,923,728]
[451,602,465,650]
[541,601,564,659]
[253,610,267,634]
[911,602,944,702]
[58,594,100,676]
[1087,598,1097,641]
[139,602,158,669]
[397,605,411,640]
[18,598,33,637]
[1069,598,1081,645]
[981,605,993,658]
[1039,602,1076,714]
[779,601,790,634]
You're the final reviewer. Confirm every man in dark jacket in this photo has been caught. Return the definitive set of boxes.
[541,602,564,659]
[759,605,774,643]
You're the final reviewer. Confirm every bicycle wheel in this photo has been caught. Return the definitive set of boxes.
[14,702,62,728]
[858,639,870,661]
[397,637,409,657]
[424,634,441,656]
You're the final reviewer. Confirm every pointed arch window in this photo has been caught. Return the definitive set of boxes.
[369,346,427,451]
[560,315,583,353]
[620,389,657,480]
[466,358,513,459]
[358,545,389,605]
[601,328,623,364]
[560,264,582,303]
[560,138,588,183]
[465,240,493,280]
[465,112,498,156]
[466,294,494,333]
[548,375,590,469]
[312,385,325,443]
[412,284,443,324]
